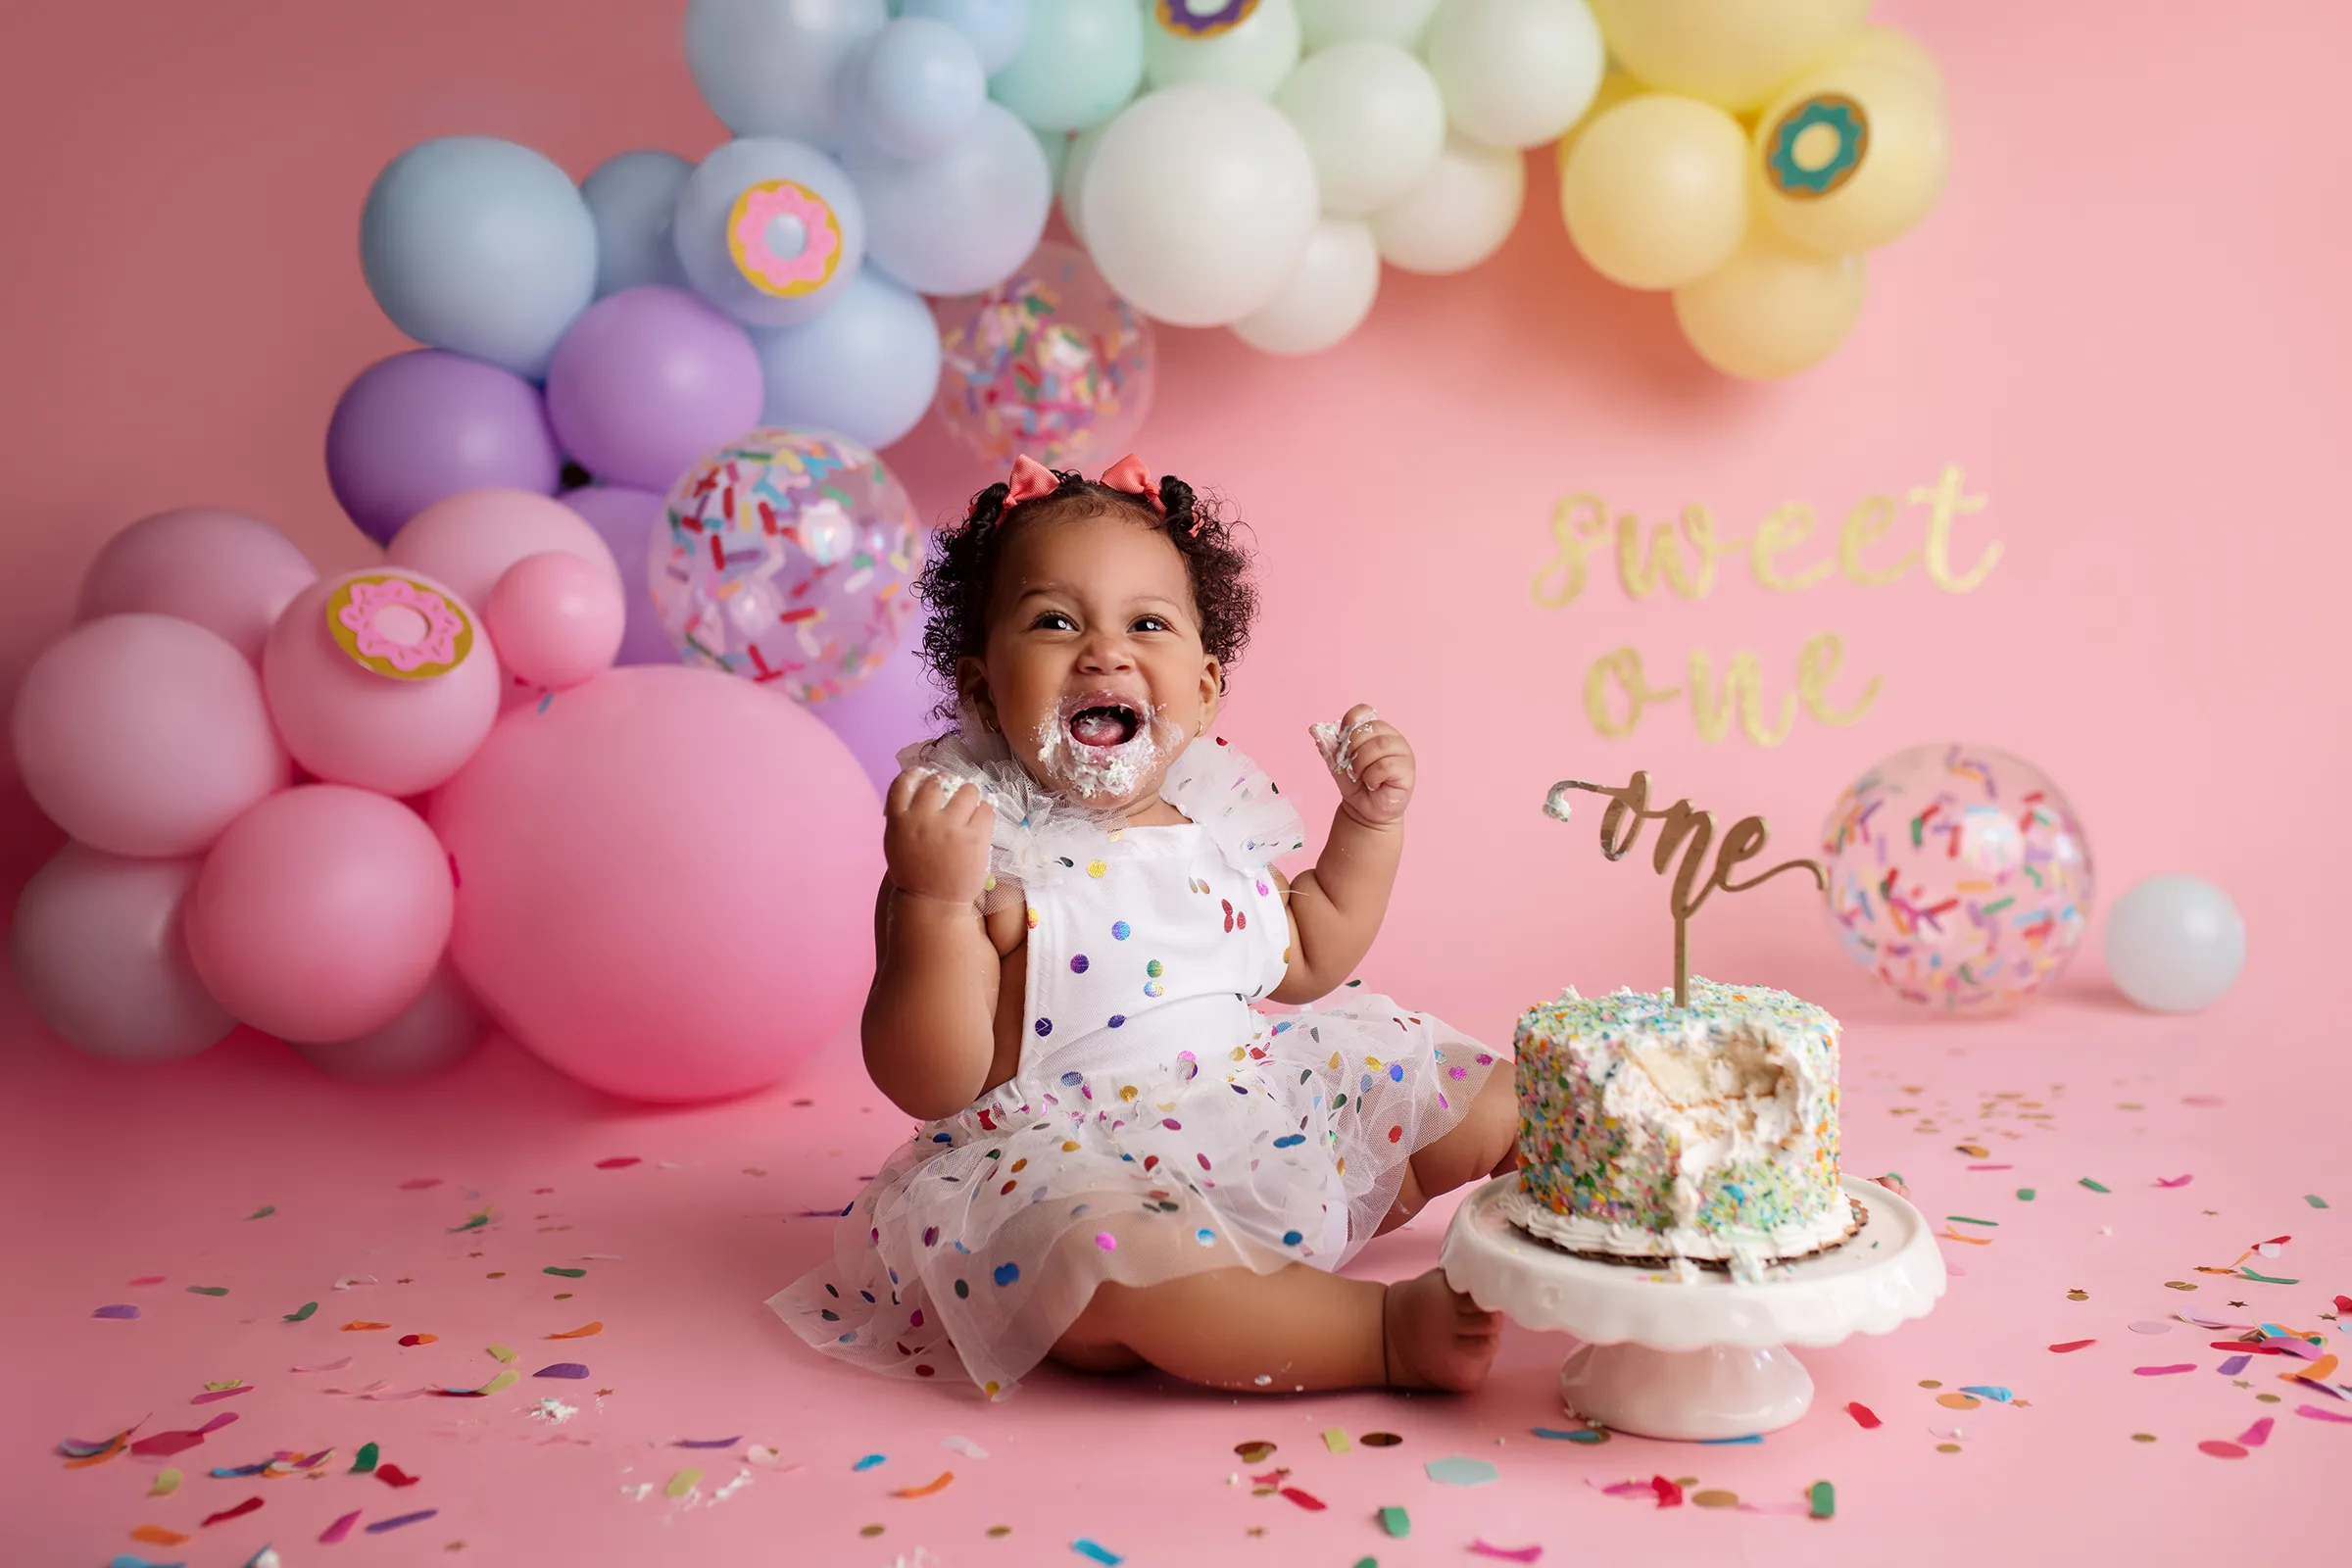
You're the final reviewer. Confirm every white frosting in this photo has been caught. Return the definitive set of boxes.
[1308,709,1378,779]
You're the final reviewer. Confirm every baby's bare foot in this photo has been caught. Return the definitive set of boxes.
[1383,1269,1502,1392]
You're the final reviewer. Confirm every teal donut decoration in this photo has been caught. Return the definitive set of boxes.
[1766,94,1870,199]
[1154,0,1259,39]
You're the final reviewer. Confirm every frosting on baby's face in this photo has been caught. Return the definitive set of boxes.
[961,509,1218,818]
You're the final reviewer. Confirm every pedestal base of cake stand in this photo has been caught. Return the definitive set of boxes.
[1440,1174,1945,1442]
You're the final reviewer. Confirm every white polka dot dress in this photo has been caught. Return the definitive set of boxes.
[769,732,1500,1397]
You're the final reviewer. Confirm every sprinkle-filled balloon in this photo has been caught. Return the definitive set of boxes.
[263,569,501,797]
[13,615,289,858]
[580,150,692,296]
[326,351,564,546]
[1420,0,1605,150]
[989,0,1145,133]
[685,0,889,145]
[1821,744,2094,1015]
[10,843,233,1064]
[1367,128,1526,274]
[651,429,922,703]
[933,241,1154,467]
[751,266,944,451]
[558,486,675,666]
[543,286,764,493]
[77,508,318,665]
[842,101,1052,296]
[1559,92,1749,291]
[673,138,866,327]
[1673,227,1864,379]
[1231,215,1380,356]
[2104,876,2246,1013]
[1273,40,1446,217]
[360,137,599,378]
[1753,57,1949,258]
[1589,0,1869,114]
[1142,0,1301,96]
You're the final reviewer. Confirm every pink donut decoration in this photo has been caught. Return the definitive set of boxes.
[326,573,473,680]
[727,179,846,298]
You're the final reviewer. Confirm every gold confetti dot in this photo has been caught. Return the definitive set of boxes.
[1918,1379,1943,1388]
[1087,860,1106,877]
[859,1525,884,1538]
[1936,1443,1962,1453]
[1692,1489,1740,1508]
[2132,1433,2157,1444]
[986,1526,1011,1538]
[2067,1290,2089,1301]
[1955,1144,1989,1156]
[554,1293,573,1300]
[1673,1474,1698,1487]
[2256,1394,2281,1404]
[485,1272,505,1279]
[1358,1432,1402,1447]
[1936,1393,1982,1410]
[2164,1281,2198,1291]
[1234,1441,1277,1463]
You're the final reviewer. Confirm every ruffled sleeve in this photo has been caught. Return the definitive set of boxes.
[1157,736,1307,875]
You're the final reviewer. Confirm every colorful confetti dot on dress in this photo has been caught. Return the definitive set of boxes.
[1070,955,1090,974]
[1283,1230,1303,1246]
[1060,1070,1083,1086]
[1107,1014,1126,1028]
[1111,921,1130,940]
[1026,907,1038,927]
[1196,1228,1216,1245]
[954,1279,969,1298]
[1143,981,1164,999]
[1087,859,1106,877]
[1095,1233,1117,1250]
[1146,958,1164,977]
[1034,1018,1052,1037]
[992,1262,1019,1287]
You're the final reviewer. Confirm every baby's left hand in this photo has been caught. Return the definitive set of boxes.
[1312,704,1414,827]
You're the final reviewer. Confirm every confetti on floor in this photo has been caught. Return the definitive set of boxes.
[2134,1364,2196,1376]
[891,1472,953,1498]
[2049,1340,2096,1353]
[1321,1427,1349,1452]
[1809,1481,1837,1519]
[2197,1441,2248,1459]
[665,1468,704,1497]
[1359,1432,1402,1446]
[2080,1178,2110,1194]
[1233,1441,1275,1463]
[201,1496,263,1527]
[1380,1505,1409,1538]
[2307,1195,2330,1208]
[533,1363,590,1379]
[941,1436,988,1459]
[1470,1542,1541,1562]
[2156,1175,2193,1188]
[1424,1456,1499,1487]
[318,1511,360,1544]
[2018,1189,2036,1200]
[92,1304,140,1320]
[1278,1486,1325,1510]
[1845,1402,1882,1428]
[547,1321,603,1339]
[1071,1539,1122,1565]
[364,1509,438,1534]
[853,1453,886,1472]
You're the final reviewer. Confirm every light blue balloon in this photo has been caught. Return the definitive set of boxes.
[674,138,867,327]
[685,0,889,146]
[581,150,691,297]
[846,102,1051,295]
[904,0,1029,74]
[360,137,598,378]
[751,267,943,449]
[858,18,988,159]
[988,0,1142,133]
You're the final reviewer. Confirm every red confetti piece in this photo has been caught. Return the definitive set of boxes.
[1471,1543,1543,1563]
[1650,1476,1684,1508]
[128,1275,166,1286]
[2133,1364,2196,1375]
[1844,1402,1882,1429]
[2156,1175,2194,1188]
[1965,1163,2013,1171]
[398,1178,443,1190]
[202,1495,264,1527]
[319,1509,362,1544]
[2337,1296,2352,1315]
[376,1464,421,1488]
[595,1156,642,1169]
[2238,1417,2275,1447]
[2197,1440,2248,1459]
[2297,1404,2352,1423]
[130,1412,237,1458]
[2049,1340,2097,1353]
[1278,1486,1326,1511]
[397,1334,438,1347]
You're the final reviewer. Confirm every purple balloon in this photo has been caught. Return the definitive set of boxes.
[326,350,563,544]
[558,486,677,666]
[544,286,763,493]
[811,631,945,797]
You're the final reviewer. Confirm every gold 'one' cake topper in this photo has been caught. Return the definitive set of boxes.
[1545,770,1827,1009]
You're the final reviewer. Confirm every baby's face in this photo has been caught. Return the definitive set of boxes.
[961,508,1219,810]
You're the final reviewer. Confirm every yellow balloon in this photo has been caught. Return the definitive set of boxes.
[1591,0,1870,113]
[1553,70,1643,176]
[1559,94,1749,291]
[1834,25,1946,104]
[1753,58,1949,256]
[1673,228,1865,378]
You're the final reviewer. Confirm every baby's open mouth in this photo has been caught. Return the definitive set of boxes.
[1068,703,1142,749]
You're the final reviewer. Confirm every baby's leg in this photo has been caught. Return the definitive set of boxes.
[1051,1266,1498,1393]
[1378,1068,1520,1235]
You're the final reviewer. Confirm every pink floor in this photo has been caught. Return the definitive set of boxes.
[7,978,2339,1567]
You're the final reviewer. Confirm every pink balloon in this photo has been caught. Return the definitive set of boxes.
[290,960,489,1082]
[10,842,233,1062]
[77,507,319,664]
[262,569,499,796]
[430,665,880,1102]
[12,614,290,857]
[487,552,626,691]
[386,487,620,614]
[185,785,454,1044]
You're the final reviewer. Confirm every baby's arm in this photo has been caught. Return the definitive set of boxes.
[1271,705,1413,1004]
[864,771,1003,1121]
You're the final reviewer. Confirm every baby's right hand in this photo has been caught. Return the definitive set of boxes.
[883,768,994,906]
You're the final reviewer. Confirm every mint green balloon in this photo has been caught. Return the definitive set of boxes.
[989,0,1144,133]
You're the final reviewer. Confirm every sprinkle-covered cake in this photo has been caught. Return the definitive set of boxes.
[1502,978,1858,1281]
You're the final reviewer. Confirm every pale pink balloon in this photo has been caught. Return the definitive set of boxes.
[9,841,233,1062]
[77,507,320,664]
[385,487,620,614]
[486,551,627,691]
[262,569,499,797]
[12,613,290,857]
[185,784,454,1044]
[290,959,489,1082]
[430,665,880,1102]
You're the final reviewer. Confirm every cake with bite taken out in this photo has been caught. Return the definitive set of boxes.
[1500,977,1861,1283]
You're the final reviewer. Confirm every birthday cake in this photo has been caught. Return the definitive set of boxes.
[1501,978,1860,1281]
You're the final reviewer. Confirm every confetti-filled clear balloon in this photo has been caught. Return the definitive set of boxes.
[932,241,1154,468]
[650,429,921,703]
[1821,743,2093,1014]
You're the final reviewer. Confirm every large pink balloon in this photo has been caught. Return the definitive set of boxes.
[486,552,626,691]
[10,842,233,1062]
[386,487,620,613]
[12,614,290,857]
[290,960,489,1082]
[185,785,454,1044]
[262,569,500,796]
[431,665,881,1102]
[77,508,319,664]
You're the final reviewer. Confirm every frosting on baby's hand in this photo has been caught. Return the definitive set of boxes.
[1309,708,1378,779]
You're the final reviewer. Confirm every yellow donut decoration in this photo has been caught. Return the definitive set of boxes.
[727,179,847,299]
[325,572,474,681]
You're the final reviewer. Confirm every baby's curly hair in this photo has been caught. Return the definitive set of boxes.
[914,466,1257,718]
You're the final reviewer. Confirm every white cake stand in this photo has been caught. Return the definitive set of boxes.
[1440,1174,1945,1440]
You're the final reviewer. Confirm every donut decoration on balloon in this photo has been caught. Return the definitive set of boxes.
[1763,94,1870,199]
[934,241,1155,469]
[1154,0,1259,39]
[726,179,846,300]
[325,573,475,680]
[650,428,922,705]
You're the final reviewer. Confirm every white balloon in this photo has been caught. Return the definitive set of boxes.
[1060,121,1109,248]
[1274,41,1446,216]
[1143,0,1301,96]
[1367,128,1525,273]
[1421,0,1604,149]
[1079,84,1321,326]
[1296,0,1442,51]
[2103,875,2246,1013]
[1231,215,1381,355]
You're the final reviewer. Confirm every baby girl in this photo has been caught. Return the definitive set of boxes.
[772,456,1518,1398]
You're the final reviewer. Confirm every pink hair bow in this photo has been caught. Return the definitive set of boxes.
[1000,453,1165,514]
[1004,454,1057,507]
[1097,453,1164,514]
